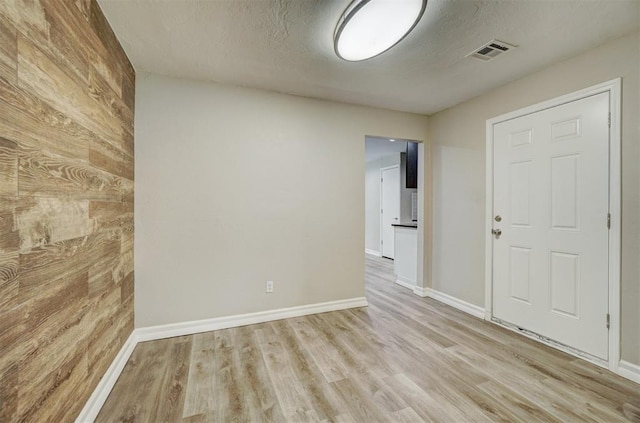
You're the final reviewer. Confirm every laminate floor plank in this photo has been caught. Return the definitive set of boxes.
[97,255,640,422]
[382,373,478,423]
[257,323,321,422]
[155,338,193,422]
[357,304,492,391]
[288,316,349,383]
[329,377,390,423]
[446,344,592,422]
[271,319,346,421]
[389,407,426,423]
[182,331,218,417]
[304,313,410,415]
[209,330,247,422]
[96,337,182,422]
[311,311,401,380]
[232,325,286,422]
[321,413,357,423]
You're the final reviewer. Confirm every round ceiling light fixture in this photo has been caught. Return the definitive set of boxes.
[334,0,427,62]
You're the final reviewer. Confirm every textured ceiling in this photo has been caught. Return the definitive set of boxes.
[98,0,639,115]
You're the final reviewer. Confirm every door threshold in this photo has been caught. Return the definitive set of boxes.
[490,316,609,369]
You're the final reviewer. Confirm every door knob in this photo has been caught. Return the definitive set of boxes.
[491,229,502,238]
[495,215,502,222]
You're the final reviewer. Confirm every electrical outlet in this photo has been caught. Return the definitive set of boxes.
[266,280,274,293]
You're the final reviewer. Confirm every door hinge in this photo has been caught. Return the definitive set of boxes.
[607,213,611,229]
[608,112,611,128]
[381,240,383,245]
[381,178,383,182]
[606,313,610,329]
[381,209,383,214]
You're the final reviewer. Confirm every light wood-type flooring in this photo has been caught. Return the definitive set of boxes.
[97,255,640,422]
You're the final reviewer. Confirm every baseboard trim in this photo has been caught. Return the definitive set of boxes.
[395,277,415,291]
[75,332,138,423]
[618,360,640,384]
[412,285,429,297]
[135,297,369,342]
[424,288,485,319]
[365,249,382,257]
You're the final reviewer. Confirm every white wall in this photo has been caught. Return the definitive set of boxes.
[135,73,428,327]
[427,32,640,364]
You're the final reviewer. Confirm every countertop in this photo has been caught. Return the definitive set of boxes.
[392,222,418,228]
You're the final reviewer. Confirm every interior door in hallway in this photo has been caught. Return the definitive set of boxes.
[492,92,610,360]
[381,165,400,259]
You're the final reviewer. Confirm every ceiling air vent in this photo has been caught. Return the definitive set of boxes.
[467,39,517,61]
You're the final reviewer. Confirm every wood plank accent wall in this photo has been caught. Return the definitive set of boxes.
[0,1,134,421]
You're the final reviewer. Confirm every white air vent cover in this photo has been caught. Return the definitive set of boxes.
[467,39,517,61]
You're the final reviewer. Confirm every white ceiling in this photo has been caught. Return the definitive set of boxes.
[98,0,639,115]
[365,136,408,162]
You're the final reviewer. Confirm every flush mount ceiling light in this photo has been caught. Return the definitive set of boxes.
[334,0,427,62]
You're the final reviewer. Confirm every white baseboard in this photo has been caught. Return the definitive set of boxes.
[412,285,429,297]
[395,277,415,291]
[75,332,138,423]
[424,288,485,319]
[135,297,369,342]
[618,360,640,384]
[365,249,381,257]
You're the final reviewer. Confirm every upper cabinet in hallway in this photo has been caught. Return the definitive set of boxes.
[406,141,418,189]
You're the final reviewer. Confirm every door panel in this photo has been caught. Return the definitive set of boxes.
[551,154,580,229]
[492,92,610,360]
[381,166,400,259]
[510,160,531,226]
[509,246,532,304]
[550,251,580,317]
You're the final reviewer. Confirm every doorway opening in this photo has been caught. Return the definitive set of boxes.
[365,135,425,296]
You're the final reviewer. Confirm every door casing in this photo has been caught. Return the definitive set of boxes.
[485,79,621,372]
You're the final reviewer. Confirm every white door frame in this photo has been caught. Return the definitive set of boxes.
[380,164,400,257]
[484,78,622,372]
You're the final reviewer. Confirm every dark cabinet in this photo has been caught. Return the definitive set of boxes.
[406,141,418,189]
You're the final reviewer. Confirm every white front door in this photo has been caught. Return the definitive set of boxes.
[381,166,400,259]
[492,92,610,360]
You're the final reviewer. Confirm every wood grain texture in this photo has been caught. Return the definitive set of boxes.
[0,137,17,196]
[0,77,90,161]
[0,18,17,84]
[0,0,134,421]
[97,256,640,422]
[18,142,124,200]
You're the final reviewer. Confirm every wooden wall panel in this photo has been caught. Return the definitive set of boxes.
[0,138,18,195]
[0,78,91,160]
[0,20,17,85]
[0,0,134,421]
